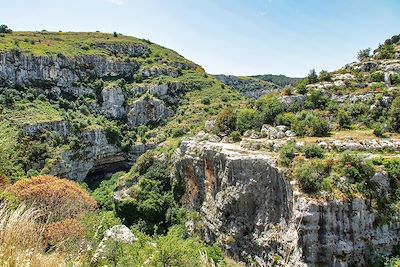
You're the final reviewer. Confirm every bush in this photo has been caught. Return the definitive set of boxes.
[376,44,395,60]
[275,112,296,127]
[373,123,385,137]
[357,48,371,61]
[307,69,318,84]
[44,219,84,246]
[0,25,12,34]
[291,111,330,137]
[319,70,332,82]
[201,97,211,105]
[303,144,324,159]
[8,176,96,222]
[105,124,122,145]
[255,96,284,124]
[293,160,327,194]
[279,142,297,166]
[171,128,186,138]
[236,108,263,133]
[336,153,374,183]
[337,109,351,129]
[389,97,400,133]
[304,89,328,110]
[370,71,385,82]
[216,107,236,134]
[229,131,242,142]
[135,151,155,175]
[296,79,309,94]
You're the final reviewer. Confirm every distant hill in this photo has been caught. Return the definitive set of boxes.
[213,74,301,99]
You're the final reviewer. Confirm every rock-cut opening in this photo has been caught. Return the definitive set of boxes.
[85,160,132,190]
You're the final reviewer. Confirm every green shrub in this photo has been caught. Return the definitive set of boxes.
[275,112,296,127]
[296,79,309,94]
[236,108,263,133]
[389,97,400,133]
[229,131,242,142]
[319,70,332,82]
[370,71,385,82]
[304,89,328,110]
[171,128,185,138]
[336,153,374,183]
[105,124,122,145]
[279,142,297,166]
[255,96,284,124]
[293,160,327,194]
[291,111,330,137]
[357,48,371,61]
[135,151,155,175]
[0,25,12,34]
[337,109,351,129]
[373,123,385,137]
[216,107,236,134]
[303,144,324,159]
[392,73,400,85]
[201,97,211,105]
[376,44,395,60]
[307,69,318,84]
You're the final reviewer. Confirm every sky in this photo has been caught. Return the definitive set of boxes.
[1,0,400,77]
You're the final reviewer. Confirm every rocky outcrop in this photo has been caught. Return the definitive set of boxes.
[0,52,139,95]
[93,225,137,261]
[174,140,400,266]
[48,128,153,182]
[213,74,281,99]
[101,87,126,119]
[174,140,293,264]
[127,97,173,128]
[23,121,69,136]
[49,128,122,182]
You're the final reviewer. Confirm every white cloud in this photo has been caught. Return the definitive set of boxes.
[107,0,125,6]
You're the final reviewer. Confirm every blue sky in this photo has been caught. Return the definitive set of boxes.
[2,0,399,77]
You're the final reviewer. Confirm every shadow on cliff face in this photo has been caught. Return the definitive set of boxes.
[84,161,132,190]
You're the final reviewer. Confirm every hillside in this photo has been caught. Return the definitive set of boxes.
[214,74,301,98]
[0,28,400,267]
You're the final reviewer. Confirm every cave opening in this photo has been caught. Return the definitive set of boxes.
[85,160,132,190]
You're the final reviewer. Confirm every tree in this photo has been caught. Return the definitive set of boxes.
[0,25,12,34]
[357,48,371,61]
[236,109,263,132]
[319,70,332,82]
[255,96,284,124]
[216,107,236,134]
[389,97,400,133]
[307,69,318,84]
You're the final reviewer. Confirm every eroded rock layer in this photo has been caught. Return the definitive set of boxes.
[174,139,400,266]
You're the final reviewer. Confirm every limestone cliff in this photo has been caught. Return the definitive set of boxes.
[174,139,400,266]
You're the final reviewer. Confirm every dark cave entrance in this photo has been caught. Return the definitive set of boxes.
[85,160,132,190]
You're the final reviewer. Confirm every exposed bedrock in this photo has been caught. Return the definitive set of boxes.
[173,140,400,266]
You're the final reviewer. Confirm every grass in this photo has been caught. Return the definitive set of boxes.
[0,203,66,266]
[0,31,199,69]
[1,100,62,126]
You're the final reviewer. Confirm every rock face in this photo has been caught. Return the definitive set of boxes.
[0,52,138,95]
[49,129,122,182]
[101,87,126,119]
[94,225,137,260]
[127,97,173,128]
[49,128,154,182]
[174,140,293,264]
[174,140,400,266]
